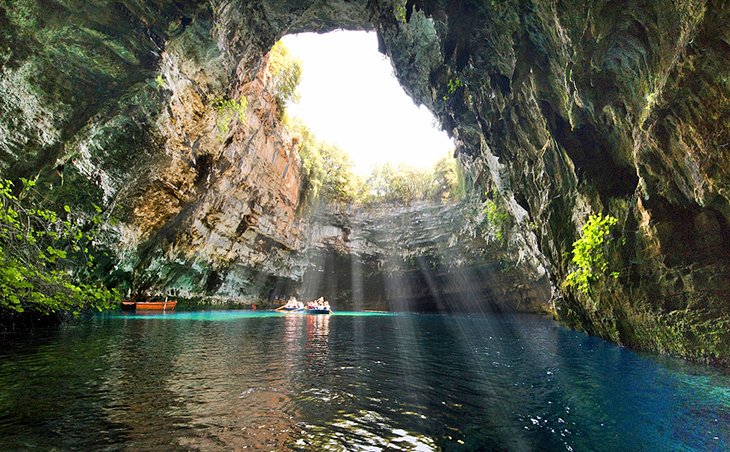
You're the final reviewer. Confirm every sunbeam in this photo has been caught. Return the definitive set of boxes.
[1,2,728,451]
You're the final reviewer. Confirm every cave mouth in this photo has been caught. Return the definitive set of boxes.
[279,30,454,179]
[269,32,487,312]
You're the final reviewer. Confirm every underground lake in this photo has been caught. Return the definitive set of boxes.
[0,311,728,450]
[1,1,729,450]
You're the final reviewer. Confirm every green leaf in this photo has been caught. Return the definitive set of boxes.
[564,213,619,293]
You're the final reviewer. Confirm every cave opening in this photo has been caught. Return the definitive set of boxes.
[270,29,464,215]
[279,30,454,179]
[262,31,519,312]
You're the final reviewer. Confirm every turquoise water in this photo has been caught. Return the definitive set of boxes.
[0,310,728,450]
[111,310,394,320]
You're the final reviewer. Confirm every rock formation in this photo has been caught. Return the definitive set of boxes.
[0,0,727,364]
[303,199,551,313]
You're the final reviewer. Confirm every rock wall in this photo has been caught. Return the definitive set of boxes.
[375,0,730,364]
[125,57,307,301]
[0,1,307,301]
[0,0,728,363]
[301,199,551,313]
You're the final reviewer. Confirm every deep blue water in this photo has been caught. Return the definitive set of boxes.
[0,311,728,450]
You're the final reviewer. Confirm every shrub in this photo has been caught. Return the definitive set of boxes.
[0,179,119,319]
[155,74,166,89]
[394,1,407,23]
[211,96,248,134]
[564,213,619,294]
[483,196,510,243]
[443,77,463,101]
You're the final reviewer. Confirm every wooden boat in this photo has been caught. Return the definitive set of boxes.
[136,300,177,311]
[121,300,177,311]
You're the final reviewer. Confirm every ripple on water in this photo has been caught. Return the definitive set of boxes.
[0,312,728,450]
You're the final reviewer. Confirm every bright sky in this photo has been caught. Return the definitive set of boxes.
[280,30,454,176]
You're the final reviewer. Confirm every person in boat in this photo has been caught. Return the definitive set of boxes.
[278,296,301,310]
[308,297,327,311]
[285,296,297,309]
[309,297,322,309]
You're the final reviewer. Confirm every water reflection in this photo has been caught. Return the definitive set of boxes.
[166,319,299,449]
[304,314,330,367]
[0,312,728,450]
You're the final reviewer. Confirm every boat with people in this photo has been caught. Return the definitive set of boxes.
[275,296,332,314]
[275,296,305,312]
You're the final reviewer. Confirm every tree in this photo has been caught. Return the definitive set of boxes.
[363,156,462,206]
[288,115,463,209]
[0,179,119,321]
[266,41,302,111]
[430,154,464,201]
[319,143,360,204]
[287,118,364,209]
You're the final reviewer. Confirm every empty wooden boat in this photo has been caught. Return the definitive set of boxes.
[121,300,177,311]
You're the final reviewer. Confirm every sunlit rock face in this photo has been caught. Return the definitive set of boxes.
[0,1,308,301]
[0,1,728,362]
[301,200,551,313]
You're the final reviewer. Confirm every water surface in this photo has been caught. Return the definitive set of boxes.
[0,311,728,450]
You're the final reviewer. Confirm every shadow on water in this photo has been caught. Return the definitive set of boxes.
[0,311,728,450]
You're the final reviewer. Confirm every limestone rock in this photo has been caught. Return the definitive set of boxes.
[0,0,728,364]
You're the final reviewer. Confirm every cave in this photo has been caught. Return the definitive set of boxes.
[0,1,729,448]
[0,0,728,362]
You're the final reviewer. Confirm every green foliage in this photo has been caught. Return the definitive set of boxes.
[394,1,407,23]
[367,163,426,205]
[431,155,465,201]
[289,118,463,209]
[483,195,511,243]
[360,156,464,206]
[362,164,415,205]
[0,179,119,319]
[443,77,463,101]
[211,96,248,134]
[267,41,302,111]
[155,74,166,89]
[288,118,363,209]
[564,213,619,294]
[318,143,362,204]
[361,156,463,205]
